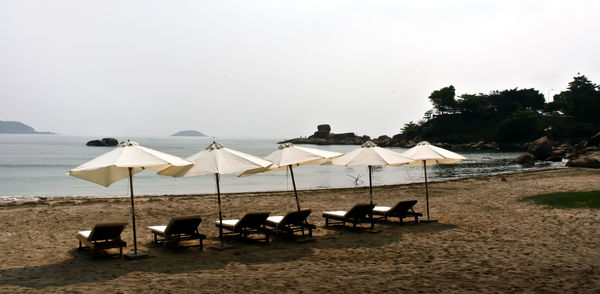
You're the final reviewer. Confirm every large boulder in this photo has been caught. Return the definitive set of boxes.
[86,137,119,147]
[102,137,118,146]
[86,140,107,146]
[566,156,600,168]
[546,149,566,162]
[310,124,331,139]
[527,136,553,160]
[317,124,331,133]
[513,152,535,167]
[374,135,392,146]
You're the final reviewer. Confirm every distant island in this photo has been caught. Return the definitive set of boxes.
[0,121,54,134]
[171,130,206,137]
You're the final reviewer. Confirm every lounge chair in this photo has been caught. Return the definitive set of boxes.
[215,212,270,244]
[322,204,375,228]
[266,209,316,239]
[148,215,207,252]
[372,200,422,224]
[77,222,128,258]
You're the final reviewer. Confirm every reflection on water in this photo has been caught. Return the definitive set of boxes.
[0,134,564,199]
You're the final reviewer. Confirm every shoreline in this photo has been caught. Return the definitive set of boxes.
[0,167,567,203]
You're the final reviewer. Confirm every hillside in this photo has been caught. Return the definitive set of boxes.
[0,121,54,134]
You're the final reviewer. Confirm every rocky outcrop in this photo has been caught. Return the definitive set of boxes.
[565,145,600,168]
[513,136,566,165]
[513,152,535,167]
[282,124,527,149]
[566,155,600,168]
[279,124,371,145]
[280,125,595,166]
[561,131,600,168]
[546,149,566,162]
[86,138,119,147]
[375,135,392,147]
[527,136,553,160]
[313,124,331,138]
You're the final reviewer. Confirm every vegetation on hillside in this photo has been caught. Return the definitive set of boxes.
[399,74,600,144]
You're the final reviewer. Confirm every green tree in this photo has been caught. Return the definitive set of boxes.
[489,88,545,114]
[401,121,421,140]
[400,74,600,144]
[457,93,489,114]
[554,75,600,122]
[429,85,457,114]
[495,110,543,142]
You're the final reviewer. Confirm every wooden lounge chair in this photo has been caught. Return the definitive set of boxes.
[215,212,270,244]
[372,200,422,224]
[266,209,316,239]
[148,215,207,252]
[77,222,128,258]
[322,204,375,228]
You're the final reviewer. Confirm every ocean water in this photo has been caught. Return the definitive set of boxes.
[0,134,565,200]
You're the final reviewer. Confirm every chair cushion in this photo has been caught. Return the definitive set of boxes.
[215,219,239,228]
[148,225,167,234]
[77,230,91,239]
[323,211,347,217]
[373,206,391,213]
[266,215,284,224]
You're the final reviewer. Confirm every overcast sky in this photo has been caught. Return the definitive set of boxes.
[1,0,599,138]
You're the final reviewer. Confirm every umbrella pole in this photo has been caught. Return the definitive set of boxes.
[424,161,430,221]
[368,165,374,230]
[216,173,224,247]
[289,165,301,212]
[128,167,138,255]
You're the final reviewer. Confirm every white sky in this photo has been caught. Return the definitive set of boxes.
[1,0,599,138]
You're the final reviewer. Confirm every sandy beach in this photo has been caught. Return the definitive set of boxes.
[1,168,599,293]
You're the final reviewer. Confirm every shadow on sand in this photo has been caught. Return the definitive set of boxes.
[0,222,458,289]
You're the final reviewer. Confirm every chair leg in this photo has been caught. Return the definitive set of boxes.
[325,218,329,228]
[173,235,180,253]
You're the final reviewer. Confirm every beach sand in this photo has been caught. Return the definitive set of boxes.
[1,168,599,293]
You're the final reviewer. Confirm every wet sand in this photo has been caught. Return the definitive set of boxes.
[1,168,599,293]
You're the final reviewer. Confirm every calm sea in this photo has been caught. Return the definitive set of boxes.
[0,134,564,200]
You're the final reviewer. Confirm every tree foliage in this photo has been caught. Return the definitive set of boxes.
[495,110,542,142]
[428,85,456,114]
[404,74,600,143]
[553,75,600,123]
